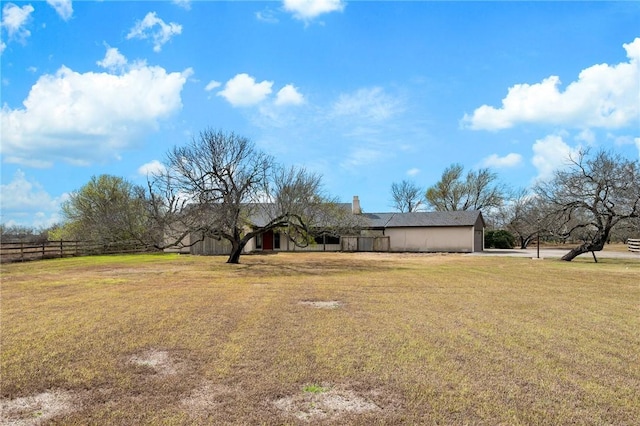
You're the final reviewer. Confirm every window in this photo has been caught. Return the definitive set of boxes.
[256,234,262,249]
[314,234,340,245]
[274,232,280,249]
[326,235,340,244]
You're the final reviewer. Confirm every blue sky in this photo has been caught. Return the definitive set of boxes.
[1,0,639,228]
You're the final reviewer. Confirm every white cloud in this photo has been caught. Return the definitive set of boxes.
[0,170,66,227]
[1,49,191,167]
[213,75,303,109]
[275,84,304,106]
[406,168,420,176]
[256,9,279,24]
[217,73,273,107]
[332,87,402,121]
[481,153,523,168]
[607,134,640,161]
[172,0,191,10]
[575,128,596,145]
[96,46,127,73]
[46,0,73,21]
[464,38,640,131]
[0,170,52,210]
[138,160,165,176]
[204,80,221,91]
[283,0,345,21]
[127,12,182,52]
[340,147,384,169]
[1,3,34,42]
[531,134,581,181]
[607,133,636,147]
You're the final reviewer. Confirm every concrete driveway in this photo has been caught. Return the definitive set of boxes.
[468,247,640,260]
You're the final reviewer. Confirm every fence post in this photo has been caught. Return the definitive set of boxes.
[42,242,45,259]
[20,242,24,262]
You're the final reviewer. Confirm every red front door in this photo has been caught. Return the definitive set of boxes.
[262,230,273,250]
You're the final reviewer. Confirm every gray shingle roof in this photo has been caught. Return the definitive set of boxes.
[362,210,484,228]
[359,213,395,228]
[241,203,483,230]
[247,203,353,227]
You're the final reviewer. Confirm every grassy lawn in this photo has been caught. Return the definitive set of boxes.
[1,252,638,425]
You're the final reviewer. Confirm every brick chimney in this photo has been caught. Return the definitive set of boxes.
[352,195,362,214]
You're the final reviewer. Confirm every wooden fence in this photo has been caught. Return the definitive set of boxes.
[628,238,640,253]
[0,240,157,263]
[341,236,390,252]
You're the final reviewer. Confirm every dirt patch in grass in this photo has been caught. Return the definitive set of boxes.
[127,349,182,376]
[180,381,238,416]
[299,300,343,309]
[0,390,82,425]
[273,384,382,421]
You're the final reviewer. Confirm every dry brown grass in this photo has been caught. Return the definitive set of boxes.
[1,252,638,425]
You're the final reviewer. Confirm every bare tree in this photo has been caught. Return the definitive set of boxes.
[535,150,640,261]
[151,129,355,263]
[425,164,506,211]
[496,189,556,249]
[611,216,640,242]
[0,224,49,243]
[390,180,423,212]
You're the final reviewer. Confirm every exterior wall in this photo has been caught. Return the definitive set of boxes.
[385,226,475,252]
[250,232,342,253]
[474,230,484,252]
[267,233,341,252]
[244,236,256,252]
[360,229,385,237]
[191,232,343,255]
[474,215,485,252]
[285,243,342,252]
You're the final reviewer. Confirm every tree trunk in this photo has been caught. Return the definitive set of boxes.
[226,238,244,264]
[226,233,250,264]
[561,239,605,262]
[520,235,534,249]
[519,236,527,249]
[227,247,242,264]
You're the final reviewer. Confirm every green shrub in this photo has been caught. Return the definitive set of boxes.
[485,230,516,249]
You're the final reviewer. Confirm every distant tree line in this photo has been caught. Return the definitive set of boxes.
[1,224,50,243]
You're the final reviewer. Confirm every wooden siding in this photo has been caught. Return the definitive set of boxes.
[191,237,232,255]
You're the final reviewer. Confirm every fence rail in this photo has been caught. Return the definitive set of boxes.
[0,240,156,263]
[628,238,640,253]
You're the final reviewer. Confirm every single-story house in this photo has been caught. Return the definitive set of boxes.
[167,196,485,255]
